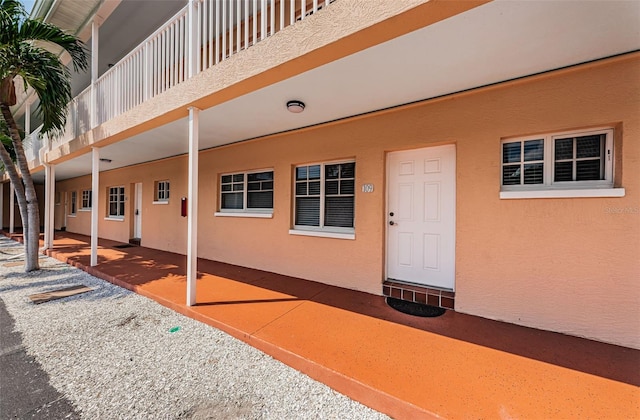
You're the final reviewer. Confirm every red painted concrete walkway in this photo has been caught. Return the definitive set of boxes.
[5,231,640,418]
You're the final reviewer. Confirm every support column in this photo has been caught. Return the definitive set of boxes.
[186,107,199,306]
[9,183,15,234]
[91,147,99,266]
[0,182,3,231]
[43,163,55,250]
[90,20,99,128]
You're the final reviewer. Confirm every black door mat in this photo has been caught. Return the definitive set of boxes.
[113,244,135,249]
[386,297,446,317]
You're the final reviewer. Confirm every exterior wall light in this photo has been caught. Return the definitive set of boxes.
[286,100,305,113]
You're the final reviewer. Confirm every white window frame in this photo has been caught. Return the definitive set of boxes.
[69,191,77,215]
[291,159,356,236]
[80,190,92,210]
[500,128,624,199]
[107,186,125,219]
[154,180,170,203]
[216,169,274,216]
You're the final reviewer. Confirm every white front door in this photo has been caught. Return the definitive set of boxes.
[134,183,142,238]
[387,144,456,290]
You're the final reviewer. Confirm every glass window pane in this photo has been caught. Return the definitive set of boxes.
[325,180,339,195]
[232,174,244,182]
[295,197,320,226]
[502,165,521,185]
[308,165,321,180]
[308,181,321,195]
[110,203,117,216]
[554,162,573,182]
[502,142,521,164]
[576,135,603,159]
[340,179,355,195]
[247,182,260,191]
[523,163,544,184]
[247,191,273,209]
[524,140,544,161]
[325,164,340,179]
[555,138,574,160]
[325,197,354,228]
[221,192,243,209]
[576,159,602,181]
[296,166,307,181]
[232,183,244,191]
[119,203,125,216]
[296,182,307,196]
[341,163,355,178]
[248,171,273,182]
[221,175,232,183]
[261,181,273,190]
[221,184,232,192]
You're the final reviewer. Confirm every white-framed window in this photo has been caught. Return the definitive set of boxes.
[108,186,125,218]
[81,190,92,209]
[155,180,170,202]
[293,161,355,233]
[501,128,614,192]
[219,170,273,213]
[69,191,77,215]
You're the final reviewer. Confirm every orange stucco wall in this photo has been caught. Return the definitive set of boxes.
[1,182,45,229]
[55,56,639,348]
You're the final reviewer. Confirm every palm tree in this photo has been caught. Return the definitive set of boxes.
[0,0,87,271]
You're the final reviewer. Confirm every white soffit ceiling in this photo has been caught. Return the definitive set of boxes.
[47,0,640,181]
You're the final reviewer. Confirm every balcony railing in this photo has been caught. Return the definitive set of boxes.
[45,0,332,151]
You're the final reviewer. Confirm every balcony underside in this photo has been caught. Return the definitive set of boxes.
[26,0,640,182]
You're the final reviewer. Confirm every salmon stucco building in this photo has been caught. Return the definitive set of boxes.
[1,0,639,351]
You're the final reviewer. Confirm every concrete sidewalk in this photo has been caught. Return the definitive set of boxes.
[5,230,640,419]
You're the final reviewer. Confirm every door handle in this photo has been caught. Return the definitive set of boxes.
[135,209,139,215]
[389,221,395,226]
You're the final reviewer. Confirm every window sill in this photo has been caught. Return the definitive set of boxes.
[79,208,92,212]
[289,229,355,240]
[153,201,169,205]
[104,216,125,221]
[500,188,625,199]
[67,214,76,218]
[214,212,272,218]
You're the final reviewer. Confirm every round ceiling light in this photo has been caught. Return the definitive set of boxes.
[286,100,305,113]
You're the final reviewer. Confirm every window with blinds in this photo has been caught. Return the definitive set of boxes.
[294,161,355,231]
[501,128,613,191]
[220,170,273,212]
[81,190,92,209]
[108,186,125,217]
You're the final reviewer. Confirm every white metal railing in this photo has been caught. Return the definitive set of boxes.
[49,0,333,147]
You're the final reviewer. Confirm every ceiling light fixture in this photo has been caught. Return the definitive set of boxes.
[99,158,112,163]
[286,100,305,113]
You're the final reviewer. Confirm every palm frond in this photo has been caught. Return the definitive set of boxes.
[18,19,88,72]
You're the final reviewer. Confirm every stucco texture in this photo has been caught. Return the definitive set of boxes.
[55,56,640,349]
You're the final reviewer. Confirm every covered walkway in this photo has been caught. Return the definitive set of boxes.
[4,230,639,418]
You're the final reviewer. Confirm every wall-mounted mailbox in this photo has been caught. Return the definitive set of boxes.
[181,197,187,217]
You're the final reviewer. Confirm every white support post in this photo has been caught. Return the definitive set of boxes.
[9,183,15,234]
[43,163,54,249]
[0,182,3,231]
[186,107,199,306]
[48,164,55,249]
[90,20,99,128]
[90,147,99,266]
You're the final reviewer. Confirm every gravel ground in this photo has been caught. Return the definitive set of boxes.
[0,237,389,420]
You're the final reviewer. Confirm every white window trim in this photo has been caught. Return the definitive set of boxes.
[155,180,170,202]
[501,128,615,196]
[108,186,126,218]
[69,191,77,215]
[219,168,274,214]
[104,216,125,221]
[292,159,356,234]
[214,212,272,218]
[289,229,355,240]
[81,190,92,210]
